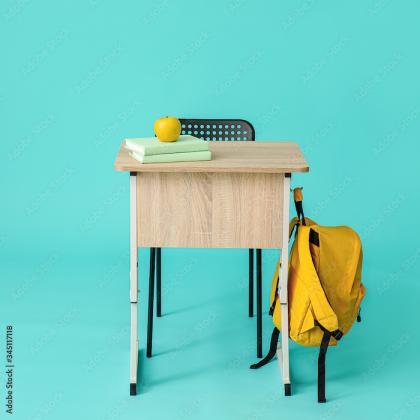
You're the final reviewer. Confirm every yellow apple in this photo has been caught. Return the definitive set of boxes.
[154,116,181,142]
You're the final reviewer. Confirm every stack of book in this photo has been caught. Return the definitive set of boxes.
[124,135,211,164]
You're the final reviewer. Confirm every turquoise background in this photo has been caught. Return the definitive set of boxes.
[1,1,420,419]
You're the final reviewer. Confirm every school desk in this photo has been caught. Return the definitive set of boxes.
[114,140,309,396]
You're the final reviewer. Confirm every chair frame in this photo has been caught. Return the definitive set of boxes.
[146,118,263,358]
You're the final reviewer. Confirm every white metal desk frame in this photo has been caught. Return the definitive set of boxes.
[128,172,292,397]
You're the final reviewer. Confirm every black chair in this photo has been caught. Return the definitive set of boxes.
[146,119,264,358]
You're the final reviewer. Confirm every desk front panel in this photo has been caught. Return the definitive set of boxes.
[137,172,284,248]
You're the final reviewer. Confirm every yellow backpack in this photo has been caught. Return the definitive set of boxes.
[251,188,366,403]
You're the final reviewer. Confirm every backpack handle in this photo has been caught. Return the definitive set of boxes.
[293,187,306,225]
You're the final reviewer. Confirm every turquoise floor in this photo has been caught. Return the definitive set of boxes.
[2,246,419,420]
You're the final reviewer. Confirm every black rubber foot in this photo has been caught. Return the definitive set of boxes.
[146,350,152,358]
[284,383,291,396]
[318,398,326,403]
[130,383,136,396]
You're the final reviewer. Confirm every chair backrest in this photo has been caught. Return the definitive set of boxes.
[180,119,255,141]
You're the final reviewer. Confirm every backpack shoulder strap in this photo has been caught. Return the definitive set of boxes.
[316,322,343,402]
[249,327,279,369]
[298,226,346,403]
[297,226,339,332]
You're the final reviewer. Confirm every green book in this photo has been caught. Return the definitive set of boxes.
[130,150,212,164]
[125,135,208,156]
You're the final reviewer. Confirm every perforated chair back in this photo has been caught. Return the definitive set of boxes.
[180,119,255,142]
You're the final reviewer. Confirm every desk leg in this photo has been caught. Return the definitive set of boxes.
[130,173,139,396]
[277,174,291,396]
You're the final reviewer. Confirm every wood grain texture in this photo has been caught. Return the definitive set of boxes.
[115,141,309,173]
[137,172,283,248]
